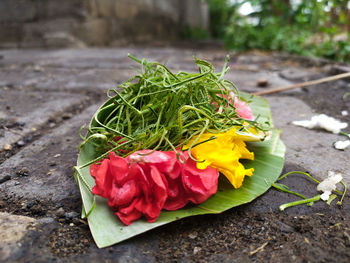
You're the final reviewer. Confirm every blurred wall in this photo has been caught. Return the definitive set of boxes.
[0,0,209,48]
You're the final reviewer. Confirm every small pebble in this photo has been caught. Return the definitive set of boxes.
[17,140,25,146]
[49,123,56,128]
[193,247,201,254]
[37,217,55,225]
[33,65,44,72]
[17,121,25,127]
[275,220,294,233]
[3,143,12,151]
[26,200,36,209]
[73,218,81,225]
[16,167,29,176]
[62,113,72,120]
[188,232,198,239]
[49,161,57,167]
[56,207,65,218]
[341,110,348,116]
[65,211,79,220]
[47,168,56,176]
[257,78,269,87]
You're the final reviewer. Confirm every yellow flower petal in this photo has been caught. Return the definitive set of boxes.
[184,128,255,189]
[235,122,266,142]
[196,159,212,170]
[232,139,254,160]
[218,164,254,189]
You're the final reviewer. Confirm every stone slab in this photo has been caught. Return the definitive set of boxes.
[0,212,35,261]
[0,89,88,150]
[0,48,193,69]
[0,48,348,263]
[0,66,46,87]
[0,104,100,211]
[225,70,294,93]
[268,96,350,183]
[33,68,134,92]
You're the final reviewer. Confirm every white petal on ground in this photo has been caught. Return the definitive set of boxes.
[341,110,348,116]
[320,190,332,201]
[317,171,343,201]
[292,114,348,134]
[292,119,316,129]
[334,140,350,150]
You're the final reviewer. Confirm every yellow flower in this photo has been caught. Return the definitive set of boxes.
[184,128,254,188]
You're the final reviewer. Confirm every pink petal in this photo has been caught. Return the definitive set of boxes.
[233,97,254,120]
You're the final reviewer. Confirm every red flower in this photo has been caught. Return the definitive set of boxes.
[163,152,219,210]
[90,150,219,225]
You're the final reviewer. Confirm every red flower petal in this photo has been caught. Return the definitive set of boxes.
[129,163,150,201]
[90,159,110,198]
[163,177,188,211]
[109,152,130,185]
[143,165,168,221]
[128,150,177,174]
[116,199,142,225]
[183,158,219,204]
[165,159,182,180]
[113,180,140,206]
[90,150,220,225]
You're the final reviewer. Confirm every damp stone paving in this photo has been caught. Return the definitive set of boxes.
[0,48,349,262]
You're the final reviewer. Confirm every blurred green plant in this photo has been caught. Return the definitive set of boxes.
[208,0,350,62]
[180,26,209,40]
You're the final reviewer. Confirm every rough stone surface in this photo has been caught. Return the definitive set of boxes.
[0,104,100,209]
[269,96,350,184]
[226,70,294,93]
[0,90,88,150]
[0,47,349,262]
[0,212,35,261]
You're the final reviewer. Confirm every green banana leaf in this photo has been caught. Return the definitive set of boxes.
[75,94,286,248]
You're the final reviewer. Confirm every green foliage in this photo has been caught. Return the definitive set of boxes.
[208,0,350,62]
[180,26,209,40]
[79,55,267,166]
[208,0,235,38]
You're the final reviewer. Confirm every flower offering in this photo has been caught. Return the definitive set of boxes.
[75,55,286,247]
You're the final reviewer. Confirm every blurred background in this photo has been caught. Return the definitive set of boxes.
[210,0,350,63]
[1,0,349,62]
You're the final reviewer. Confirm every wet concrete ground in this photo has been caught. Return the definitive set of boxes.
[0,47,349,262]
